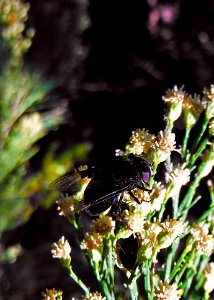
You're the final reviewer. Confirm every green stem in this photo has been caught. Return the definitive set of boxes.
[191,117,209,153]
[91,257,112,300]
[203,291,210,300]
[174,250,195,284]
[177,150,213,219]
[195,256,209,291]
[128,265,141,287]
[128,279,139,300]
[182,127,191,160]
[164,241,179,281]
[196,204,214,225]
[172,194,179,219]
[97,237,115,300]
[169,242,192,282]
[74,214,113,299]
[188,136,210,168]
[68,266,90,296]
[167,119,174,133]
[100,281,113,300]
[105,237,115,298]
[71,213,84,241]
[180,196,201,216]
[144,260,153,300]
[157,203,166,221]
[157,186,173,221]
[181,255,200,297]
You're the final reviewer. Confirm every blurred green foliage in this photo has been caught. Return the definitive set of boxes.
[0,0,89,233]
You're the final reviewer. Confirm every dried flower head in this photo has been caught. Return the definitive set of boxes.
[163,86,186,104]
[166,164,190,197]
[51,236,71,260]
[162,86,186,124]
[182,94,202,115]
[203,85,214,120]
[82,292,106,300]
[42,288,63,300]
[93,214,115,235]
[81,232,103,262]
[150,182,166,212]
[204,262,214,293]
[127,128,155,155]
[124,182,166,214]
[155,130,176,155]
[200,144,214,178]
[152,130,176,164]
[127,128,176,165]
[138,218,186,263]
[191,223,214,256]
[123,189,151,216]
[82,232,103,251]
[182,94,203,128]
[158,217,187,249]
[154,279,183,300]
[121,208,146,233]
[56,197,75,217]
[138,221,162,262]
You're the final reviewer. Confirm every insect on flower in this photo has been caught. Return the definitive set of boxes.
[50,154,153,216]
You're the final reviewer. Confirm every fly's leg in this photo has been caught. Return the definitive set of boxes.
[129,191,141,204]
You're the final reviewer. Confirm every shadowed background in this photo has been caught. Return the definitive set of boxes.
[1,0,214,299]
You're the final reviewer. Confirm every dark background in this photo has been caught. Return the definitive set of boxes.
[1,0,214,299]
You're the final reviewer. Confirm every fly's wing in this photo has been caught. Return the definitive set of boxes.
[80,176,134,216]
[49,172,83,197]
[49,165,93,197]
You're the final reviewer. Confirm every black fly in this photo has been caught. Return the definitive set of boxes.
[50,154,152,216]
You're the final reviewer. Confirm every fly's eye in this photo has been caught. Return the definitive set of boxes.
[141,161,152,183]
[142,170,151,183]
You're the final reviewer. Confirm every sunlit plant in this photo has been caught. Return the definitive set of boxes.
[0,0,91,236]
[45,86,214,300]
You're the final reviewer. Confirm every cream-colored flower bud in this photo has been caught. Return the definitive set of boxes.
[166,164,190,198]
[151,130,176,164]
[120,208,146,233]
[126,128,155,155]
[204,262,214,293]
[93,214,115,236]
[81,232,103,263]
[158,218,187,249]
[82,292,106,300]
[154,279,183,300]
[56,197,75,217]
[191,223,214,256]
[138,221,162,262]
[163,86,185,120]
[42,288,63,300]
[150,182,166,212]
[200,144,214,178]
[51,236,71,260]
[182,95,203,129]
[203,85,214,120]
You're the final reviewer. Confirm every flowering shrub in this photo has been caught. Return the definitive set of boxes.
[45,86,214,300]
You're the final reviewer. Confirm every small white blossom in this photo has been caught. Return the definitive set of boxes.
[51,236,71,260]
